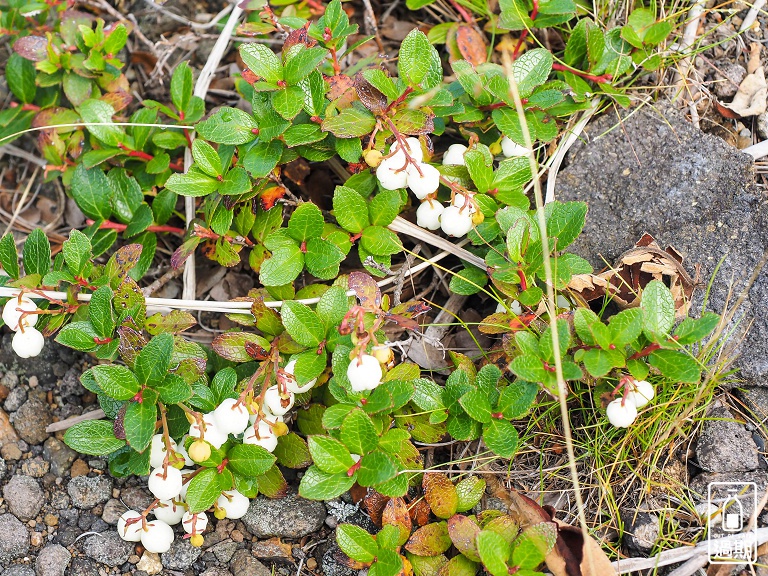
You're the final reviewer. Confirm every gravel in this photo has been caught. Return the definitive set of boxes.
[67,475,112,509]
[3,475,44,521]
[3,566,35,576]
[0,513,31,562]
[101,499,126,525]
[4,386,27,411]
[81,531,134,567]
[230,550,272,576]
[12,398,51,445]
[43,438,76,477]
[242,492,326,538]
[161,539,203,570]
[35,544,71,576]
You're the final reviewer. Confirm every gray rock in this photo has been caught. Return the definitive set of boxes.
[2,566,35,576]
[12,399,51,445]
[119,486,154,511]
[621,511,660,552]
[243,492,326,538]
[3,475,44,521]
[201,568,234,576]
[209,540,238,564]
[66,557,100,576]
[35,544,71,576]
[0,456,6,481]
[758,113,768,141]
[0,334,76,384]
[20,457,49,478]
[712,60,747,99]
[67,475,112,509]
[325,501,375,533]
[0,514,30,562]
[43,438,76,477]
[322,543,358,576]
[160,539,202,570]
[230,550,271,576]
[557,104,768,385]
[4,386,27,412]
[101,499,125,525]
[81,531,133,567]
[695,403,759,472]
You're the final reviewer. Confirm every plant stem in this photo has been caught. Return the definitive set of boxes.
[551,63,612,83]
[86,219,186,235]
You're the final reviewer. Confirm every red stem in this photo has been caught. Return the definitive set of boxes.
[86,219,186,235]
[117,143,184,171]
[449,0,474,24]
[627,343,661,361]
[551,63,613,83]
[512,0,538,60]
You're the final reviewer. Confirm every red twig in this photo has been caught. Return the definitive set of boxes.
[551,63,612,83]
[117,143,184,171]
[449,0,474,24]
[86,219,186,235]
[512,0,538,60]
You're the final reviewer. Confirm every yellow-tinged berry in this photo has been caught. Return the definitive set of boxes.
[489,142,502,156]
[272,421,289,437]
[371,345,394,366]
[170,452,185,470]
[188,440,211,463]
[350,332,359,345]
[214,507,227,520]
[190,534,204,547]
[364,149,383,167]
[471,211,485,225]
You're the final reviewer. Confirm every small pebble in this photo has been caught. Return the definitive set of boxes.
[44,514,58,527]
[70,459,89,477]
[30,532,44,547]
[2,443,22,461]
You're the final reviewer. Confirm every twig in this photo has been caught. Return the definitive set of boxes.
[3,167,39,237]
[672,0,707,102]
[388,217,485,269]
[142,266,187,297]
[0,144,47,167]
[740,0,767,32]
[142,0,234,30]
[182,4,246,302]
[46,409,106,433]
[360,0,385,52]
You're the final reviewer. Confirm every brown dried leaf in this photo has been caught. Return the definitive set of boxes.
[363,490,390,526]
[446,515,481,562]
[349,271,382,309]
[354,73,388,114]
[721,66,767,117]
[405,522,452,556]
[409,497,432,527]
[455,25,487,66]
[383,497,413,546]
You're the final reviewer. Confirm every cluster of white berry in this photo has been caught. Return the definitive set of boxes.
[375,136,530,239]
[605,379,656,428]
[116,361,314,551]
[2,294,44,358]
[346,345,393,392]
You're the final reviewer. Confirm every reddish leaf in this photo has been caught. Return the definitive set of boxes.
[409,497,432,526]
[348,271,381,309]
[382,497,413,546]
[446,515,481,562]
[354,73,388,114]
[405,522,452,556]
[363,490,390,527]
[101,90,133,113]
[260,186,288,211]
[13,36,48,61]
[455,25,487,66]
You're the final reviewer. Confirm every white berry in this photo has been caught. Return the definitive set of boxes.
[263,385,294,416]
[416,201,444,230]
[188,414,228,449]
[346,354,383,392]
[243,421,278,452]
[147,466,183,501]
[213,398,250,435]
[249,409,283,425]
[391,137,424,162]
[117,510,143,542]
[153,499,186,525]
[496,300,523,315]
[376,155,408,190]
[406,163,440,200]
[12,327,45,358]
[149,434,177,469]
[284,359,316,394]
[626,380,655,409]
[2,296,37,331]
[182,510,208,534]
[140,519,175,554]
[175,436,194,466]
[178,469,194,500]
[442,144,468,166]
[501,136,530,157]
[606,398,638,428]
[451,193,476,214]
[440,206,473,237]
[217,490,250,519]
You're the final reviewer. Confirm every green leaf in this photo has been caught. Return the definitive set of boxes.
[360,226,403,256]
[243,140,283,178]
[356,450,398,486]
[0,234,19,279]
[582,348,625,378]
[333,185,370,233]
[512,48,553,98]
[340,408,379,455]
[641,280,675,337]
[284,124,326,147]
[273,433,312,468]
[79,99,124,147]
[240,43,283,84]
[508,355,547,383]
[154,374,192,404]
[92,364,141,402]
[398,29,442,89]
[196,107,258,145]
[71,163,113,221]
[369,189,403,227]
[305,238,345,280]
[192,139,222,178]
[284,45,329,84]
[124,395,157,452]
[459,389,493,424]
[186,467,225,513]
[211,332,271,363]
[281,300,325,347]
[227,443,277,476]
[89,286,115,339]
[649,349,701,383]
[54,321,99,352]
[322,105,376,138]
[22,228,51,278]
[337,524,377,563]
[165,167,219,197]
[64,420,125,456]
[495,381,536,419]
[674,312,720,345]
[135,333,173,387]
[449,267,488,295]
[511,523,556,570]
[483,419,518,458]
[608,308,643,348]
[573,308,612,349]
[260,245,304,286]
[538,318,571,363]
[272,86,305,120]
[62,229,92,277]
[316,286,350,329]
[476,530,510,576]
[299,465,356,500]
[455,477,486,512]
[170,61,193,114]
[545,200,587,251]
[288,203,325,242]
[308,435,355,474]
[7,53,36,103]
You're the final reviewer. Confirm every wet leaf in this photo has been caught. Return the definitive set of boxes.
[423,473,458,519]
[405,522,452,556]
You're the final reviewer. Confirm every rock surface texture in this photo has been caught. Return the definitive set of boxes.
[557,104,768,384]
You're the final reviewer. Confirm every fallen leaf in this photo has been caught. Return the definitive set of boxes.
[721,66,767,117]
[455,25,487,66]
